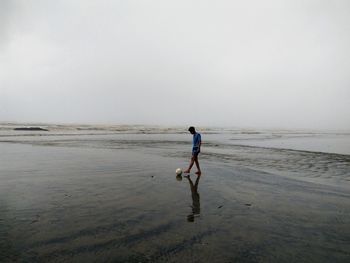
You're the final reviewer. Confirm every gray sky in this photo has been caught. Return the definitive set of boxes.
[1,0,349,130]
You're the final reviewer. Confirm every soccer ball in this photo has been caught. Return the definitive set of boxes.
[175,168,182,175]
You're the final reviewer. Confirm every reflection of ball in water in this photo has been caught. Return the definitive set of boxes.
[176,175,182,181]
[175,168,182,175]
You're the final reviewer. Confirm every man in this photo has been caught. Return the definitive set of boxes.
[184,126,201,175]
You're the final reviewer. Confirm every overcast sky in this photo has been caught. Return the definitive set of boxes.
[1,0,349,130]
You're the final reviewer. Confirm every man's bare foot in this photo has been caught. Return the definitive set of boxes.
[195,171,201,175]
[184,169,190,173]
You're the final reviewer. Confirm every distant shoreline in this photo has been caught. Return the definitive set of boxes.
[14,127,48,131]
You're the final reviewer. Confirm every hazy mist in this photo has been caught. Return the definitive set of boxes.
[1,0,349,130]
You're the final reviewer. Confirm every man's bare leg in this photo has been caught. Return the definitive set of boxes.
[184,156,195,173]
[194,156,201,175]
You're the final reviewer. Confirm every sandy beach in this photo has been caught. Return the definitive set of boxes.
[1,124,349,262]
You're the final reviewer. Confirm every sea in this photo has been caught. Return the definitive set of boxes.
[1,122,349,186]
[0,123,349,262]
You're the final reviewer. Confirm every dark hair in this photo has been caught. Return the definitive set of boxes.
[188,126,195,132]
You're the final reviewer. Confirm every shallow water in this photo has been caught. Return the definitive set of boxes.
[1,123,350,155]
[1,124,350,262]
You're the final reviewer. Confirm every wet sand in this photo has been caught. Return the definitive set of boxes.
[1,133,350,262]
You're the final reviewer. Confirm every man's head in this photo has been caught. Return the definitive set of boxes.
[188,126,196,134]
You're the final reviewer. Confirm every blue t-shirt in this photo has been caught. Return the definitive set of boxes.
[193,133,201,149]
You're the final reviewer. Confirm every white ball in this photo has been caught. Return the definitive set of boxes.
[175,168,182,175]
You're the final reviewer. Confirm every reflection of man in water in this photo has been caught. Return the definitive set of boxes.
[185,175,201,222]
[184,126,202,175]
